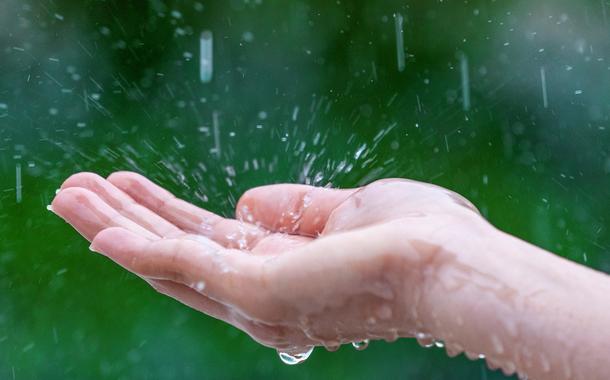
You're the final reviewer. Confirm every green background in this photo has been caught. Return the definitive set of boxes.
[1,0,609,378]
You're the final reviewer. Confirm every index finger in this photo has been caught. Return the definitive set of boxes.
[91,227,269,315]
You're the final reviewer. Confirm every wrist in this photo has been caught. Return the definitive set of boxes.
[415,215,505,331]
[416,218,610,379]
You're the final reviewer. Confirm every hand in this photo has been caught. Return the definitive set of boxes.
[51,172,484,355]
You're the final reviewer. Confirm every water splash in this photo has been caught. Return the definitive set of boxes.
[278,346,314,365]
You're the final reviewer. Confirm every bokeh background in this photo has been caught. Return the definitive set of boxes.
[1,0,610,378]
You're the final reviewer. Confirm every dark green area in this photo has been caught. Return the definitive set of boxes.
[1,0,609,378]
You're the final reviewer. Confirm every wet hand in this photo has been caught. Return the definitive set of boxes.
[51,172,484,355]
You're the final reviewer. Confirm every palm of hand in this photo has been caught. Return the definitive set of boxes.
[52,172,479,353]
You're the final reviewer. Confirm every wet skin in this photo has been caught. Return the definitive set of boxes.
[51,172,610,380]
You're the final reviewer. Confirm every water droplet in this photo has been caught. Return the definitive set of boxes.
[415,332,435,348]
[46,205,54,212]
[433,340,444,348]
[278,347,314,365]
[242,31,254,42]
[302,194,312,208]
[200,218,214,236]
[351,339,369,351]
[194,281,205,291]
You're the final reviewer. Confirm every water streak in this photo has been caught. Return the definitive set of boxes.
[460,53,471,111]
[200,31,213,83]
[15,164,22,204]
[540,66,548,108]
[394,13,405,72]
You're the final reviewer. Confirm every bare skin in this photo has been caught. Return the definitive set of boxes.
[50,171,610,379]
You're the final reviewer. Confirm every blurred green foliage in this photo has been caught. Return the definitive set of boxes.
[1,0,609,378]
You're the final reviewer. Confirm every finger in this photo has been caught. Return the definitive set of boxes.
[107,171,266,249]
[147,279,232,322]
[61,172,183,238]
[51,187,157,241]
[147,279,312,349]
[91,227,266,313]
[236,184,357,236]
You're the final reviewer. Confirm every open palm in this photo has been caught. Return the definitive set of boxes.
[52,171,481,355]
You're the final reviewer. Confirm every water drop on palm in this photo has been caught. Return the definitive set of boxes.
[351,339,369,351]
[278,346,314,365]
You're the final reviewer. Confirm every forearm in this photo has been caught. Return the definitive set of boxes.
[418,221,610,380]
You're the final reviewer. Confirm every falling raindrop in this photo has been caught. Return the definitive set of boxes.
[540,66,549,108]
[15,164,22,204]
[200,31,213,83]
[278,347,314,365]
[459,52,471,111]
[394,13,405,72]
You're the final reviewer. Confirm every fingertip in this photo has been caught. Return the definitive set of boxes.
[60,172,104,190]
[235,184,295,220]
[51,187,111,241]
[51,186,87,217]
